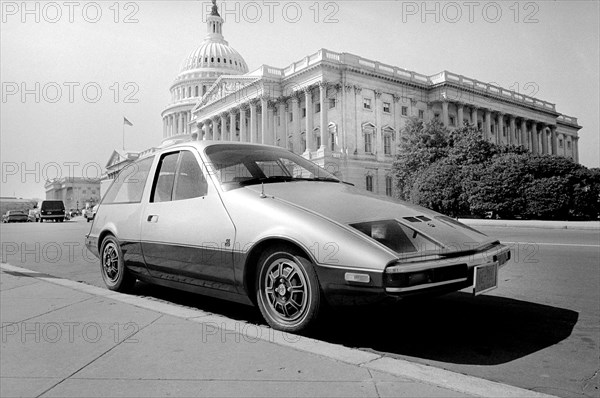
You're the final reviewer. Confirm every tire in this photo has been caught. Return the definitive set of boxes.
[255,245,322,333]
[99,235,136,292]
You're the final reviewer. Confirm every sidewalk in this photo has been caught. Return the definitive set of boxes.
[459,218,600,230]
[0,263,555,398]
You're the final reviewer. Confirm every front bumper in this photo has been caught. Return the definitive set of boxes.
[315,244,511,306]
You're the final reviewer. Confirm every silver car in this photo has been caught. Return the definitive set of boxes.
[86,141,510,332]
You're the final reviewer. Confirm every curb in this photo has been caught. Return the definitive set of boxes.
[458,219,600,231]
[1,263,558,398]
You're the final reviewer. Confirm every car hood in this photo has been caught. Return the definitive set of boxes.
[242,181,493,253]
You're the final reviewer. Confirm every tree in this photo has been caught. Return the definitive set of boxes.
[392,118,451,200]
[410,158,471,217]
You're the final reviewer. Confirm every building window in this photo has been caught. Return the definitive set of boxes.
[449,116,455,126]
[384,135,391,155]
[316,134,321,148]
[195,86,199,97]
[434,113,440,120]
[567,141,571,149]
[503,127,507,137]
[363,98,372,110]
[289,113,293,122]
[187,87,191,97]
[365,133,372,153]
[366,175,373,192]
[559,139,564,148]
[383,102,391,113]
[491,125,495,134]
[477,121,482,130]
[385,176,393,197]
[418,110,424,119]
[202,86,207,95]
[329,98,336,109]
[302,108,306,117]
[301,134,307,152]
[330,132,335,151]
[401,106,408,116]
[315,103,321,113]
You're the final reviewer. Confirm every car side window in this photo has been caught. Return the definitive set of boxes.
[151,152,179,203]
[173,151,208,200]
[103,156,154,204]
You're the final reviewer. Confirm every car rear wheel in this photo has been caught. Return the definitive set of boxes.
[100,235,136,292]
[256,246,322,333]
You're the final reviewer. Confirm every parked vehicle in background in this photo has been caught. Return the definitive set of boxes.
[85,205,98,222]
[2,210,29,223]
[37,200,66,222]
[69,209,81,217]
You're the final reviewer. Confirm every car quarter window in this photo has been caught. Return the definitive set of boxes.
[102,156,155,204]
[151,150,208,203]
[151,152,179,202]
[173,151,207,200]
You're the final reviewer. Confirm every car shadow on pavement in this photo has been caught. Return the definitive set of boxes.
[312,292,579,366]
[130,282,578,366]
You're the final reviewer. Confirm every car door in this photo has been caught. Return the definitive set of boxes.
[140,149,237,292]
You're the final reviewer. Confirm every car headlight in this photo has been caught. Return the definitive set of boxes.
[350,219,442,254]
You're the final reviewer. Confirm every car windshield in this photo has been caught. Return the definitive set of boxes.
[205,144,339,190]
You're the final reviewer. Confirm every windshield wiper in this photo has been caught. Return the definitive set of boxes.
[238,176,294,186]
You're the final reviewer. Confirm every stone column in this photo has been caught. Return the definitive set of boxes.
[540,124,548,154]
[163,118,167,137]
[520,119,528,150]
[550,125,557,155]
[197,121,203,140]
[374,90,383,157]
[239,106,247,142]
[188,111,192,134]
[260,96,268,144]
[250,101,257,143]
[531,122,538,154]
[441,101,449,127]
[573,137,579,163]
[319,81,328,150]
[220,114,227,141]
[292,94,301,153]
[180,112,184,135]
[230,111,236,142]
[497,113,504,145]
[509,116,516,146]
[457,103,464,127]
[304,87,314,154]
[278,100,287,148]
[485,110,492,141]
[212,117,219,140]
[266,101,275,146]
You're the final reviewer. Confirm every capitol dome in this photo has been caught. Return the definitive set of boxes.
[162,0,249,139]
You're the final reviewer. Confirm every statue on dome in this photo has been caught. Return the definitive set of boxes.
[211,0,220,17]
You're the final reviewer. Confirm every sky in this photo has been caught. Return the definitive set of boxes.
[1,0,599,199]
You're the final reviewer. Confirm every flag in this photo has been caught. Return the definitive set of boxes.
[123,117,133,126]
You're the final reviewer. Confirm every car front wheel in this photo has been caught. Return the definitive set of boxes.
[100,235,136,292]
[256,246,322,333]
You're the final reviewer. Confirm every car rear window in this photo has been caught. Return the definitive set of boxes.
[42,201,64,210]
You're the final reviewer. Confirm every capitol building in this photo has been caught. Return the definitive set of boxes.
[159,1,581,196]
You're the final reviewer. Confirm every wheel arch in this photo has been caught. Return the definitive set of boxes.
[242,237,318,305]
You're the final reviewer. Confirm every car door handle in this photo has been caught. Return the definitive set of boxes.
[147,215,159,223]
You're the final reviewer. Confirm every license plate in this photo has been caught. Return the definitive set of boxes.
[473,263,498,295]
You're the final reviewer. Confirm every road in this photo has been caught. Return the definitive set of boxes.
[1,219,598,397]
